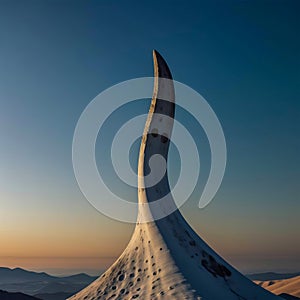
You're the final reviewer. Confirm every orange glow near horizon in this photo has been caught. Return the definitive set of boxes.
[0,256,116,276]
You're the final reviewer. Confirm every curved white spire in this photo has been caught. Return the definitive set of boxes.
[69,51,282,300]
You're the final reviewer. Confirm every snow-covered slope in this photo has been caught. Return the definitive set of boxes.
[69,50,282,299]
[255,276,300,298]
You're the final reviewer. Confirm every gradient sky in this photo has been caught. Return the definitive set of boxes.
[0,0,299,276]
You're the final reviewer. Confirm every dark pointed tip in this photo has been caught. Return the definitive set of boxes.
[152,49,160,59]
[152,49,173,80]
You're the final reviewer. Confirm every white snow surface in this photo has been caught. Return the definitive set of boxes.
[68,210,282,299]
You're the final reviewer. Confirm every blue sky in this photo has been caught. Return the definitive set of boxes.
[0,0,299,275]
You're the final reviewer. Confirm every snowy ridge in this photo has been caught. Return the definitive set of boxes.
[69,51,282,300]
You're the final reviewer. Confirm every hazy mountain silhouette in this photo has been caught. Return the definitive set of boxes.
[0,268,54,284]
[0,289,41,300]
[2,267,300,300]
[34,292,73,300]
[0,268,97,296]
[248,272,300,281]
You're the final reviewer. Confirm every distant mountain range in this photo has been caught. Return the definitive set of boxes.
[0,268,96,284]
[0,267,97,300]
[247,272,300,281]
[0,289,41,300]
[1,267,299,300]
[33,292,72,300]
